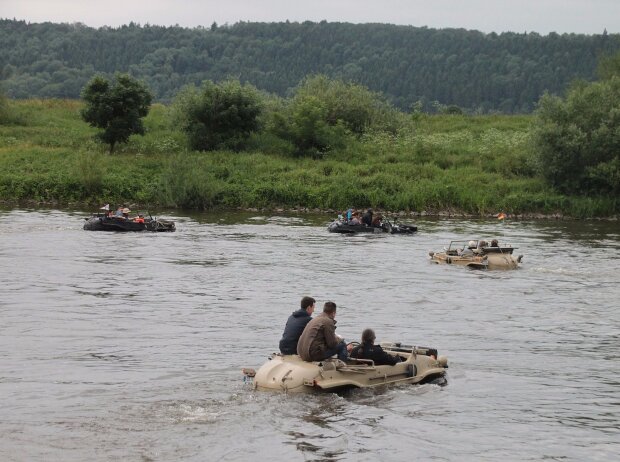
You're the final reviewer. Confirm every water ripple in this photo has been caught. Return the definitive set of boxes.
[0,209,619,461]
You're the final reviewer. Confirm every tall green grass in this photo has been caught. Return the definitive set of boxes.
[0,99,617,217]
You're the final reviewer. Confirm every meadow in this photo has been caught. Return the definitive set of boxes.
[0,99,616,218]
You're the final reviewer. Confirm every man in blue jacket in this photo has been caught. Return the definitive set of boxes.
[279,296,316,355]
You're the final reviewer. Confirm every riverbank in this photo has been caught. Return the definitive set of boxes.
[3,198,617,221]
[0,99,617,218]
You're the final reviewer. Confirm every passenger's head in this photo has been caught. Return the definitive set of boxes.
[301,296,316,312]
[361,328,376,344]
[468,240,476,249]
[491,239,498,247]
[323,301,337,318]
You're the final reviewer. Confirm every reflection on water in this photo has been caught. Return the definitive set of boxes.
[0,207,619,461]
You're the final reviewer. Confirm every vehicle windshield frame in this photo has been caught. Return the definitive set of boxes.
[448,240,478,252]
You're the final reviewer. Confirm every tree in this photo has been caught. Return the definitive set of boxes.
[80,73,152,153]
[597,51,620,80]
[171,79,262,151]
[270,95,346,156]
[0,86,8,124]
[264,75,400,156]
[531,77,620,195]
[293,75,401,135]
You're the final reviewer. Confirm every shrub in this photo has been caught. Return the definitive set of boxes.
[531,77,620,195]
[293,74,402,135]
[171,79,262,152]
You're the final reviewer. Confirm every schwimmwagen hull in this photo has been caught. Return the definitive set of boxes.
[429,240,522,270]
[83,216,175,232]
[328,222,384,234]
[327,221,417,235]
[430,253,489,269]
[245,343,447,393]
[430,252,520,270]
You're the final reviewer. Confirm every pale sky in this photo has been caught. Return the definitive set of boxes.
[2,0,619,35]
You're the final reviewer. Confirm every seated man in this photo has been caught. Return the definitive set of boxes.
[362,208,373,226]
[346,207,353,222]
[278,296,315,355]
[297,301,348,362]
[350,328,401,365]
[460,246,474,256]
[460,240,476,256]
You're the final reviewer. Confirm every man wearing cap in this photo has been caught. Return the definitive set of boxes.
[279,296,316,355]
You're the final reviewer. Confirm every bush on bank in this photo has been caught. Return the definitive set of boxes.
[0,99,617,218]
[531,77,620,196]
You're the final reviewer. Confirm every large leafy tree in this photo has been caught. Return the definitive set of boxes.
[293,75,401,135]
[531,77,620,195]
[81,73,152,153]
[267,95,347,156]
[265,75,399,156]
[171,79,262,151]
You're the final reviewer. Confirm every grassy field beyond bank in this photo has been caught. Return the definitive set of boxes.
[0,99,617,218]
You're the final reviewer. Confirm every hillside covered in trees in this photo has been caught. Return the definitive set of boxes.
[1,19,619,113]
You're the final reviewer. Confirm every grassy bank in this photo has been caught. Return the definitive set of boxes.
[0,99,617,218]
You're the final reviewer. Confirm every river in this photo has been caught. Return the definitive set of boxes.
[0,208,618,461]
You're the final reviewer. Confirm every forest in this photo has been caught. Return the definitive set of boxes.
[1,19,619,113]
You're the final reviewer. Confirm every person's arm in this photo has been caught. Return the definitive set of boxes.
[377,346,400,365]
[323,321,340,348]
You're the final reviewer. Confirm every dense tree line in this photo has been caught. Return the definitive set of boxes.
[1,19,619,113]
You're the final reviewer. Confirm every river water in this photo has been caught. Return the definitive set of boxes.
[0,208,618,461]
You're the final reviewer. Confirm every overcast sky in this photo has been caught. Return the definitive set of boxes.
[3,0,619,35]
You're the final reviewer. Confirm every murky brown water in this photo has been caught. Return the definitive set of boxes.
[1,208,618,461]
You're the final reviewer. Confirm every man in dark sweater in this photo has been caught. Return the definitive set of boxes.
[279,296,316,355]
[362,208,373,226]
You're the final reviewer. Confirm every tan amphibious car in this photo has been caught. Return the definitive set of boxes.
[429,239,523,270]
[243,343,448,393]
